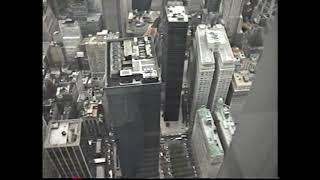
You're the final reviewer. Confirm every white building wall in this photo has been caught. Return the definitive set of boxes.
[191,25,215,121]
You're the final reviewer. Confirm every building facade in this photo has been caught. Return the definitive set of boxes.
[59,19,83,65]
[162,4,189,121]
[191,106,224,177]
[47,42,66,69]
[220,0,245,38]
[104,36,161,178]
[85,30,107,73]
[207,24,235,113]
[86,13,103,35]
[43,2,59,41]
[213,98,236,151]
[190,24,215,124]
[43,119,93,178]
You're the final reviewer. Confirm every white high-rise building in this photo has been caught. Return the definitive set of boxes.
[190,24,215,122]
[191,106,224,178]
[207,24,235,114]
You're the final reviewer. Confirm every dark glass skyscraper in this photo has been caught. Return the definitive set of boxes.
[104,36,161,178]
[162,3,188,121]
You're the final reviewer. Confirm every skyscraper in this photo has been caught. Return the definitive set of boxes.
[85,30,107,73]
[43,119,93,178]
[207,24,235,113]
[59,19,82,65]
[86,13,103,35]
[104,36,161,178]
[190,24,215,124]
[191,106,224,177]
[220,0,245,38]
[101,0,128,35]
[66,0,89,36]
[162,3,189,121]
[47,42,66,69]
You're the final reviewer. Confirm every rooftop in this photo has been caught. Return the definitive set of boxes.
[214,103,236,149]
[166,5,188,22]
[106,36,160,87]
[196,107,224,164]
[204,24,235,65]
[44,119,82,148]
[195,24,215,68]
[232,70,253,90]
[87,13,102,22]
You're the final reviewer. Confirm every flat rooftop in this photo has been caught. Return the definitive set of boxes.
[205,24,235,65]
[44,119,82,148]
[166,5,188,22]
[87,13,102,22]
[106,36,160,88]
[195,24,215,68]
[232,70,253,90]
[196,107,224,163]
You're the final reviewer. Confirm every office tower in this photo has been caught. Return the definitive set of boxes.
[104,36,161,178]
[47,42,66,69]
[87,0,103,13]
[59,19,82,66]
[43,119,93,178]
[220,0,245,38]
[101,0,128,35]
[162,3,188,121]
[213,98,236,151]
[66,0,89,35]
[226,70,252,121]
[85,30,107,73]
[86,13,103,35]
[191,106,224,177]
[43,1,59,41]
[207,24,235,113]
[190,24,215,124]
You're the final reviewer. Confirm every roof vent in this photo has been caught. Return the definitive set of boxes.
[61,131,67,136]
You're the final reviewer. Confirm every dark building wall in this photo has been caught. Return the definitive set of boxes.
[104,83,161,178]
[132,0,152,11]
[163,6,188,121]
